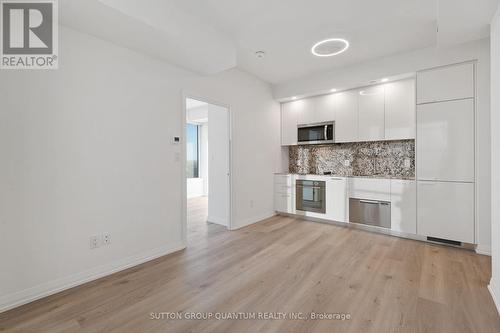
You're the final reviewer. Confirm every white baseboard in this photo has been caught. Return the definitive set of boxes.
[475,244,492,256]
[488,280,500,315]
[231,211,277,230]
[0,242,186,313]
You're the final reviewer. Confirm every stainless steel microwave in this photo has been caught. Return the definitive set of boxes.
[297,122,335,145]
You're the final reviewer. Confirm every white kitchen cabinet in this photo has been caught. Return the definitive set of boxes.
[417,181,474,243]
[348,177,391,202]
[326,177,347,222]
[417,62,474,104]
[281,101,300,146]
[416,99,475,182]
[390,179,416,234]
[296,98,316,125]
[314,94,336,123]
[335,90,358,143]
[385,79,416,140]
[274,174,295,213]
[358,86,385,141]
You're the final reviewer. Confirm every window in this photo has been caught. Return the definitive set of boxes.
[186,123,200,178]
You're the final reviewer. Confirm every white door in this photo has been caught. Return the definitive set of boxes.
[207,104,230,226]
[326,177,347,222]
[416,99,474,182]
[390,179,416,234]
[417,181,474,243]
[358,86,385,141]
[297,98,316,125]
[315,94,336,123]
[417,62,474,104]
[335,90,358,143]
[385,79,416,140]
[281,101,300,146]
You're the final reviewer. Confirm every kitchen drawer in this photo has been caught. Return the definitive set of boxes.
[274,174,293,185]
[348,178,391,202]
[274,183,293,194]
[274,193,294,214]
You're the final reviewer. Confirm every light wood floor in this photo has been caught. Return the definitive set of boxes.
[1,196,499,332]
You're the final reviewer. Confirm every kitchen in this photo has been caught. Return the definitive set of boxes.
[275,62,476,248]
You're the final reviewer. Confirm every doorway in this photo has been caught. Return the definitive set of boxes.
[183,96,231,244]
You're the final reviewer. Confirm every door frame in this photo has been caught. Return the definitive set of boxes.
[181,91,233,245]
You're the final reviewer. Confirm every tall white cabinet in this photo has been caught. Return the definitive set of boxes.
[416,62,476,244]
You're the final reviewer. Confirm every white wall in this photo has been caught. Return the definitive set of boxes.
[490,4,500,314]
[274,38,492,254]
[207,105,230,226]
[0,26,281,312]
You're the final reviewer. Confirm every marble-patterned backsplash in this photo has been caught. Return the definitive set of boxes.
[289,140,415,178]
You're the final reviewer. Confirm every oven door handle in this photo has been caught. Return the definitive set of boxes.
[297,186,323,190]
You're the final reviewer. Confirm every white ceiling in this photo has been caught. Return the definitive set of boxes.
[61,0,500,84]
[186,99,207,110]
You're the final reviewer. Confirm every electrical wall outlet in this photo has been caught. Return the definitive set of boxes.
[404,158,411,169]
[344,160,350,167]
[90,235,100,249]
[102,233,111,245]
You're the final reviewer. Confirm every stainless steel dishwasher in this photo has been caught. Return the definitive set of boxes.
[349,198,391,228]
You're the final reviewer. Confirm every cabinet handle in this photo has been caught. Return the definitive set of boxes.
[359,200,380,204]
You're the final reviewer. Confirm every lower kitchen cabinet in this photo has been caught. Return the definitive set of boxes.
[390,179,416,234]
[417,181,474,243]
[274,174,294,214]
[274,193,294,213]
[326,177,347,222]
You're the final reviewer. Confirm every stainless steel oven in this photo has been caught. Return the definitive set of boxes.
[297,122,334,145]
[296,180,326,214]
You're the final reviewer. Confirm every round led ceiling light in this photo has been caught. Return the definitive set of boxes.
[311,38,349,57]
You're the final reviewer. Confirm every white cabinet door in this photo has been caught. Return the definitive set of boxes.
[274,193,294,213]
[417,62,474,104]
[326,177,347,222]
[348,177,391,202]
[358,86,385,141]
[335,90,358,143]
[281,101,300,146]
[297,98,316,125]
[315,94,336,123]
[385,79,416,140]
[390,179,416,234]
[417,181,474,243]
[416,99,474,182]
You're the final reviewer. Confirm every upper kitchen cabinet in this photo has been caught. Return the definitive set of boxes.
[335,90,358,143]
[417,62,474,104]
[314,94,336,123]
[281,100,301,145]
[296,98,316,125]
[358,86,385,141]
[384,79,416,140]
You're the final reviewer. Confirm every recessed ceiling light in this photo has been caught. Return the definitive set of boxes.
[330,88,337,92]
[311,38,349,57]
[381,78,389,82]
[292,96,297,100]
